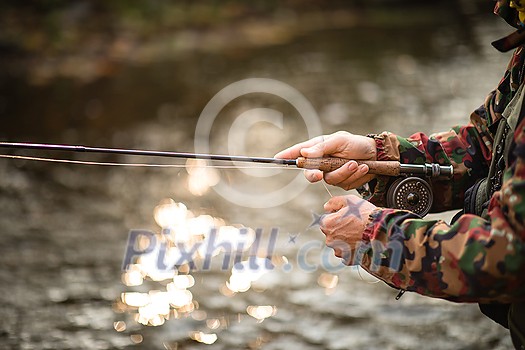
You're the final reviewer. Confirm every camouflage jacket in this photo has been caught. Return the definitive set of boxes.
[361,3,525,303]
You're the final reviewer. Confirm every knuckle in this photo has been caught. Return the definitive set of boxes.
[320,219,333,231]
[325,172,345,186]
[325,197,337,206]
[323,173,336,185]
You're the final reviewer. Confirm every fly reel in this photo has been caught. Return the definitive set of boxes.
[386,176,433,216]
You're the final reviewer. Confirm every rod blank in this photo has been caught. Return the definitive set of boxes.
[0,142,296,166]
[0,141,453,177]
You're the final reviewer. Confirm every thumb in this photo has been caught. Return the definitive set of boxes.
[301,138,340,158]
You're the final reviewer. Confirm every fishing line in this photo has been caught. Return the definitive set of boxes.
[321,181,333,198]
[0,154,304,170]
[3,151,380,285]
[356,266,380,284]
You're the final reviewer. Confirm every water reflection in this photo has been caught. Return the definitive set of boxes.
[120,199,282,345]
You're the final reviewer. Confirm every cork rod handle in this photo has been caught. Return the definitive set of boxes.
[296,157,400,176]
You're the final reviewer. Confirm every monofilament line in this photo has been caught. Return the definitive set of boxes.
[0,154,304,169]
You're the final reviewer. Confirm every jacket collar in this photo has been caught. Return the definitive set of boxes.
[493,1,525,52]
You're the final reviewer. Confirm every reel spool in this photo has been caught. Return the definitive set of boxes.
[386,177,433,216]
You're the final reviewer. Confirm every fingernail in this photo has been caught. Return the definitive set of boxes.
[359,164,368,173]
[307,172,320,182]
[347,161,357,171]
[300,148,310,157]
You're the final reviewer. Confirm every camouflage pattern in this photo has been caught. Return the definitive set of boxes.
[360,3,525,303]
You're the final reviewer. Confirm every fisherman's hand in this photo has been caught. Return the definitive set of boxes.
[320,194,376,263]
[274,131,377,190]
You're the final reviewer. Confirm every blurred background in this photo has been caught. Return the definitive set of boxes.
[0,1,516,349]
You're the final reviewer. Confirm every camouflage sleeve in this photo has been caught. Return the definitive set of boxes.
[368,117,492,212]
[359,118,525,303]
[369,45,525,211]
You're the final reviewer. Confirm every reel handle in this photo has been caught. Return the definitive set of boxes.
[296,157,400,176]
[296,157,453,178]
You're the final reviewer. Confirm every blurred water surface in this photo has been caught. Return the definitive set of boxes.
[0,2,517,349]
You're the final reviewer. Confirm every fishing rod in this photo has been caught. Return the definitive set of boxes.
[0,141,454,216]
[0,141,453,177]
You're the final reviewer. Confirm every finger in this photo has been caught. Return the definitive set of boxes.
[326,238,352,260]
[323,160,359,185]
[300,136,343,158]
[335,173,375,192]
[274,136,324,159]
[301,133,372,159]
[333,248,352,263]
[319,213,337,235]
[345,193,364,202]
[339,194,377,221]
[324,164,372,190]
[323,196,347,213]
[304,169,323,183]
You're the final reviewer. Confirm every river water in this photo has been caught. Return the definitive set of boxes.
[0,5,517,350]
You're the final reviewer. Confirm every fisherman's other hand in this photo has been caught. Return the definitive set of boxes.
[320,194,376,264]
[274,131,377,190]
